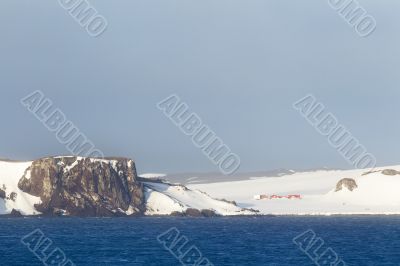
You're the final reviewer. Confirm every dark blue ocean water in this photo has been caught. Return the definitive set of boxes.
[1,216,400,265]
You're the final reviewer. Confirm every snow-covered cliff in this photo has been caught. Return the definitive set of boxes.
[0,157,252,217]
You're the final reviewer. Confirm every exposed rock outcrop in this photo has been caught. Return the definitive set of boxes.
[200,209,218,217]
[0,188,5,199]
[185,208,202,217]
[381,169,400,176]
[362,170,379,176]
[335,178,358,192]
[170,209,219,217]
[10,209,23,217]
[9,192,17,201]
[18,157,144,217]
[217,198,237,206]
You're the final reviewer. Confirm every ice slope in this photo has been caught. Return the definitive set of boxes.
[189,166,400,215]
[143,182,254,216]
[0,161,41,215]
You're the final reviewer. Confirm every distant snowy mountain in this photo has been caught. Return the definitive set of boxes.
[139,173,167,179]
[0,157,253,217]
[162,168,339,185]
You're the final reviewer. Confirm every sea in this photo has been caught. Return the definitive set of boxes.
[1,216,400,265]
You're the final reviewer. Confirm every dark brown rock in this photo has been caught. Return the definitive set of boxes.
[382,169,400,176]
[335,178,358,192]
[18,157,144,217]
[10,209,23,217]
[217,198,237,206]
[201,209,218,217]
[185,208,202,217]
[170,211,185,217]
[362,170,379,176]
[9,192,17,202]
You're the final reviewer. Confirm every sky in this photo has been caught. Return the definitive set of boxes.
[0,0,399,174]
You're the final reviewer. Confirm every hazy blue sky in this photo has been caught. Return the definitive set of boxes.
[1,1,399,173]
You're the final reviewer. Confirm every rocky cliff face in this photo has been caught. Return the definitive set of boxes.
[18,157,144,217]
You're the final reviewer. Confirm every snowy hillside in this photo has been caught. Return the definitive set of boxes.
[189,166,400,215]
[0,161,41,215]
[143,181,254,216]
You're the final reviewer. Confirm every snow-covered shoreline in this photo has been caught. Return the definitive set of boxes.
[4,156,400,216]
[189,165,400,216]
[0,158,254,217]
